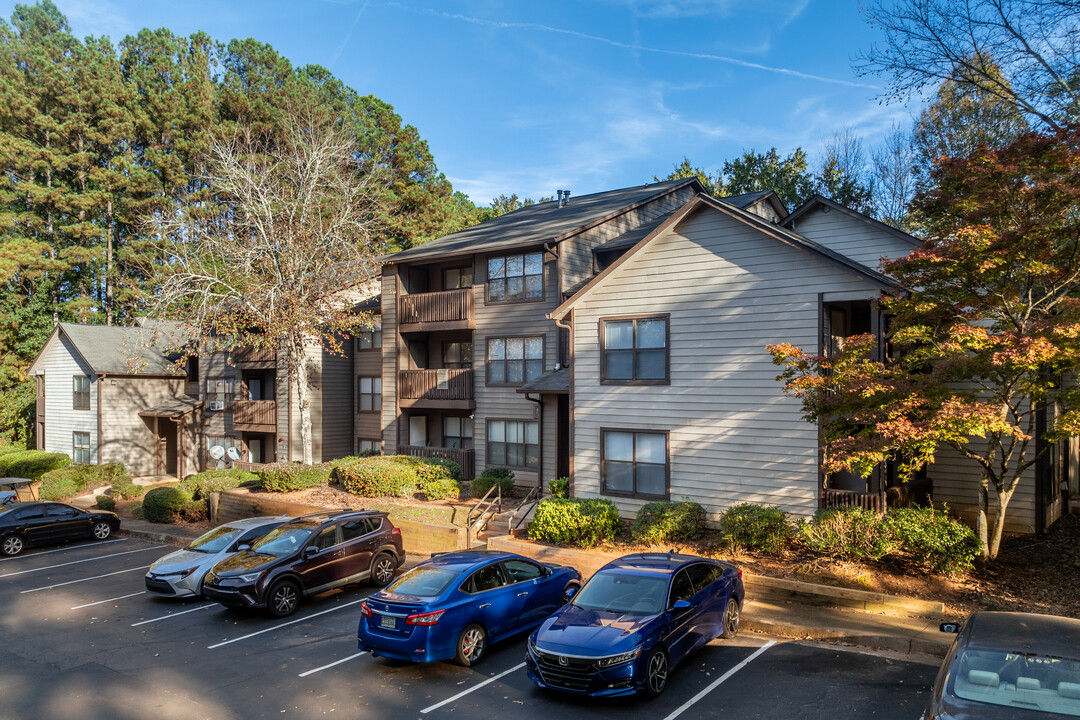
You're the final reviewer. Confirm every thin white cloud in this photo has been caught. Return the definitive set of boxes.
[56,0,139,39]
[328,0,370,69]
[385,3,877,89]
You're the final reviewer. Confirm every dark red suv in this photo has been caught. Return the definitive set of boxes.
[202,509,404,617]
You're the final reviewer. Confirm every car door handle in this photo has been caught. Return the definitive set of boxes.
[479,603,491,609]
[517,592,529,597]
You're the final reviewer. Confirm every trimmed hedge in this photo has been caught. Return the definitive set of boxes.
[110,474,142,500]
[332,455,459,500]
[180,468,258,499]
[547,477,569,499]
[799,506,896,561]
[258,463,332,493]
[471,467,515,498]
[142,486,203,523]
[883,504,982,575]
[529,498,622,548]
[95,495,116,511]
[631,501,706,545]
[0,450,71,481]
[718,503,793,555]
[39,463,129,501]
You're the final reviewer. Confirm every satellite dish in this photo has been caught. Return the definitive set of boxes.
[209,445,226,460]
[226,446,241,461]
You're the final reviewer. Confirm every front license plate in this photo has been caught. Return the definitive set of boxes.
[380,615,396,629]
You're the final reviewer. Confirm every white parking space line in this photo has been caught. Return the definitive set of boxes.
[298,651,367,677]
[662,640,777,720]
[208,597,367,649]
[0,545,166,578]
[420,662,526,714]
[71,591,146,610]
[19,564,152,594]
[0,538,126,562]
[131,603,216,627]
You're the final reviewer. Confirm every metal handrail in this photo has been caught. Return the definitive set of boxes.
[508,485,542,534]
[466,484,502,549]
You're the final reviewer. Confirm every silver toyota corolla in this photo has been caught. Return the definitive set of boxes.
[145,516,288,598]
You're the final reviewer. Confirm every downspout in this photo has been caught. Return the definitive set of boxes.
[97,373,105,466]
[553,312,573,496]
[524,391,543,493]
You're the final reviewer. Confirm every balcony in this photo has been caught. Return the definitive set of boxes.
[233,346,277,368]
[398,369,475,409]
[232,399,277,431]
[398,289,474,332]
[400,445,475,481]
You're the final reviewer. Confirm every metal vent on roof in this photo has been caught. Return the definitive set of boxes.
[557,189,571,208]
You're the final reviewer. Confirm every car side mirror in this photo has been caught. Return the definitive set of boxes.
[564,586,577,600]
[939,622,961,634]
[303,546,319,557]
[236,544,251,552]
[672,599,693,611]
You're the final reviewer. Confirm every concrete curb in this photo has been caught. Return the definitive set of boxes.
[741,618,950,657]
[118,527,196,548]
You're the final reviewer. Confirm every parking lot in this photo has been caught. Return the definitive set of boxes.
[0,535,939,719]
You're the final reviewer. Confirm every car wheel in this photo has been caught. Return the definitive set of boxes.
[369,552,396,588]
[720,598,741,639]
[267,580,300,618]
[454,623,487,667]
[1,534,24,557]
[92,521,112,540]
[562,581,580,603]
[644,647,669,697]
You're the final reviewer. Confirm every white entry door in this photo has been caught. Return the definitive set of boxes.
[409,416,427,447]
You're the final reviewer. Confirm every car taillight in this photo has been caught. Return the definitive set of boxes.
[406,609,445,626]
[738,570,743,579]
[392,528,401,535]
[360,602,372,618]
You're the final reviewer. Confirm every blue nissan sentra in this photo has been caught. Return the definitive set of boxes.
[357,550,582,666]
[526,552,744,697]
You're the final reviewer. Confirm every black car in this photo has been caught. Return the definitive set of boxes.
[202,509,405,617]
[0,501,120,556]
[925,611,1080,719]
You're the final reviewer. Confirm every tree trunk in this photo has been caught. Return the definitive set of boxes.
[106,196,114,326]
[290,334,314,465]
[988,486,1013,560]
[977,473,990,559]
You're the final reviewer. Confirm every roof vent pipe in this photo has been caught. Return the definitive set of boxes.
[557,189,570,208]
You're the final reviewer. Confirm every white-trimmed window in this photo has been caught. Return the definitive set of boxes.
[72,432,90,464]
[487,419,538,468]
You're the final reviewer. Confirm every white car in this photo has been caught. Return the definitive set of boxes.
[145,516,287,598]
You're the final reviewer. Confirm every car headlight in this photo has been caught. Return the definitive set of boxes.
[236,572,263,583]
[157,567,198,579]
[596,647,641,668]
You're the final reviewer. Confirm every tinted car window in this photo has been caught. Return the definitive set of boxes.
[504,559,543,584]
[13,506,44,520]
[573,571,667,615]
[251,525,315,555]
[464,564,506,593]
[236,524,279,548]
[46,504,78,518]
[311,526,340,551]
[685,563,722,594]
[187,526,244,554]
[668,569,695,607]
[341,518,375,541]
[387,567,458,597]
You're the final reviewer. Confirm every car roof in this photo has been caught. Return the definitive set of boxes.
[283,509,386,526]
[224,515,289,529]
[964,611,1080,658]
[598,552,714,575]
[424,550,521,573]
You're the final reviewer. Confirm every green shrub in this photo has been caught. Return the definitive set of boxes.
[258,463,331,493]
[547,477,569,499]
[419,475,461,501]
[481,466,514,480]
[95,495,116,511]
[180,469,258,499]
[110,474,142,500]
[358,448,381,458]
[0,450,71,480]
[142,486,200,523]
[718,503,793,555]
[471,467,515,498]
[0,443,26,456]
[528,498,622,548]
[396,455,463,482]
[39,463,129,501]
[798,506,896,561]
[333,455,458,499]
[884,504,982,574]
[631,501,707,545]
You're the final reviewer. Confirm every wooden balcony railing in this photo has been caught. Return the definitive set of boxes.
[233,346,277,364]
[822,488,885,513]
[400,445,475,481]
[399,369,474,401]
[232,399,277,427]
[399,288,474,326]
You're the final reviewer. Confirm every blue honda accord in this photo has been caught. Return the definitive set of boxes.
[357,549,582,666]
[526,552,744,697]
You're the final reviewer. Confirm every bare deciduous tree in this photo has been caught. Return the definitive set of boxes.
[145,102,384,464]
[856,0,1080,129]
[870,123,918,232]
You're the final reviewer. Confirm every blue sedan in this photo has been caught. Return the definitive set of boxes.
[526,552,744,697]
[357,549,582,666]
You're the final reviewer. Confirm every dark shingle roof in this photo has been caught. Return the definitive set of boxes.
[384,179,700,264]
[516,368,569,394]
[59,323,186,375]
[139,396,203,418]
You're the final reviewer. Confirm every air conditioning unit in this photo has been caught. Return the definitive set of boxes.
[208,401,225,411]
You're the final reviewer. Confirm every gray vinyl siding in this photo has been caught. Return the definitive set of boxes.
[559,186,698,292]
[788,206,916,271]
[201,349,239,448]
[37,332,98,464]
[570,206,886,523]
[99,376,186,475]
[381,267,400,454]
[355,334,383,449]
[473,249,561,487]
[320,338,354,460]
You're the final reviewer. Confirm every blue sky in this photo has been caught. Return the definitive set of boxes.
[5,0,917,206]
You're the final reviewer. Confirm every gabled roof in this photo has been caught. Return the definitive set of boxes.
[551,192,897,320]
[28,323,186,376]
[383,178,702,264]
[718,189,789,220]
[783,195,922,248]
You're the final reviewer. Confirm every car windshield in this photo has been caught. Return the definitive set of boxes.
[185,526,244,554]
[571,571,668,615]
[386,567,458,597]
[249,524,315,556]
[951,648,1080,717]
